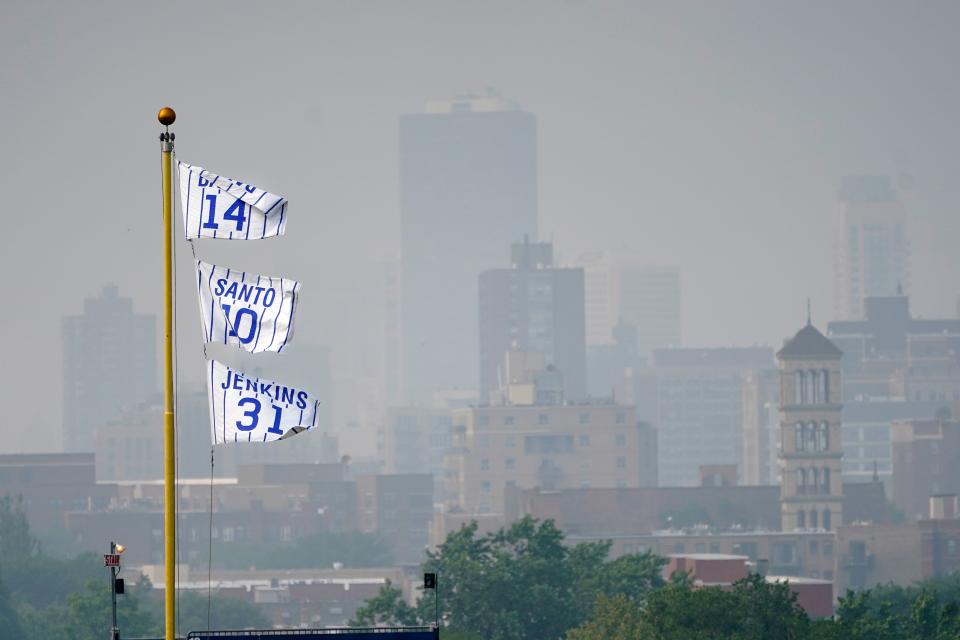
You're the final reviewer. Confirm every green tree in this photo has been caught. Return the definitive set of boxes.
[571,573,810,640]
[63,579,157,640]
[566,594,647,640]
[350,580,421,627]
[734,574,810,640]
[0,495,39,561]
[354,517,665,640]
[18,601,68,640]
[0,567,25,640]
[5,552,103,608]
[831,577,960,640]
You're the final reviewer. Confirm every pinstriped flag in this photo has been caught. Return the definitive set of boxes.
[206,359,319,445]
[179,161,288,240]
[196,260,300,353]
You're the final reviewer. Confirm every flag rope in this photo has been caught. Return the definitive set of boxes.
[208,446,215,630]
[171,151,183,636]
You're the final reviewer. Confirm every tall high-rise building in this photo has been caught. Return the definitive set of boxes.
[742,368,780,486]
[400,93,538,403]
[651,347,774,487]
[620,266,682,356]
[478,240,586,402]
[62,285,156,452]
[777,322,844,532]
[578,251,680,355]
[833,176,910,320]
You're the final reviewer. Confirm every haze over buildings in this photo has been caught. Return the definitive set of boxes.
[62,285,156,453]
[400,93,538,404]
[5,4,960,628]
[833,176,911,321]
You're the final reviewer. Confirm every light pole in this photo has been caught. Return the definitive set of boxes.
[105,541,125,640]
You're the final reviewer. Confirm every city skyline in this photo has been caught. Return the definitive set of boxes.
[5,4,960,636]
[4,1,960,453]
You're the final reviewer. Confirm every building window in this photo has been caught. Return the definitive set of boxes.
[823,540,833,556]
[616,434,626,447]
[579,435,590,447]
[504,415,515,426]
[823,509,832,532]
[809,540,819,555]
[481,481,491,493]
[818,422,829,452]
[505,458,515,470]
[505,436,515,448]
[480,459,490,471]
[695,543,706,553]
[821,467,830,494]
[795,371,805,404]
[797,510,806,528]
[797,468,807,495]
[820,370,829,403]
[616,457,626,469]
[810,510,819,529]
[538,413,549,425]
[805,422,817,452]
[616,412,626,424]
[795,423,804,451]
[810,467,819,494]
[579,413,590,425]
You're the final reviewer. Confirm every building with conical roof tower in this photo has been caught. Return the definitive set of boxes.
[777,319,844,532]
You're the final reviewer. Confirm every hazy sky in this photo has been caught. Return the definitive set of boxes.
[2,1,959,452]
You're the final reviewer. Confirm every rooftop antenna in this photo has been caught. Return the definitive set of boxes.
[806,298,812,327]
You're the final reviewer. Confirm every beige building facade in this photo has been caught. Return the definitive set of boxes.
[444,403,652,514]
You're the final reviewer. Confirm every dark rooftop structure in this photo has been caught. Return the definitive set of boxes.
[828,295,960,366]
[777,323,842,360]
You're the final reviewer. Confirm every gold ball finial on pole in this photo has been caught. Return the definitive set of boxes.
[157,107,176,126]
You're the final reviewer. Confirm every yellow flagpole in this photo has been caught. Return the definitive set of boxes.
[158,106,177,640]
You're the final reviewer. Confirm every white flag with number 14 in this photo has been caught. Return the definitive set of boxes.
[179,161,288,240]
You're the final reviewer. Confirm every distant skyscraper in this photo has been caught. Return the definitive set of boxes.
[579,250,622,347]
[833,176,910,320]
[478,240,586,402]
[578,251,680,355]
[62,285,156,452]
[400,93,538,403]
[652,347,774,487]
[741,368,780,486]
[619,266,681,356]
